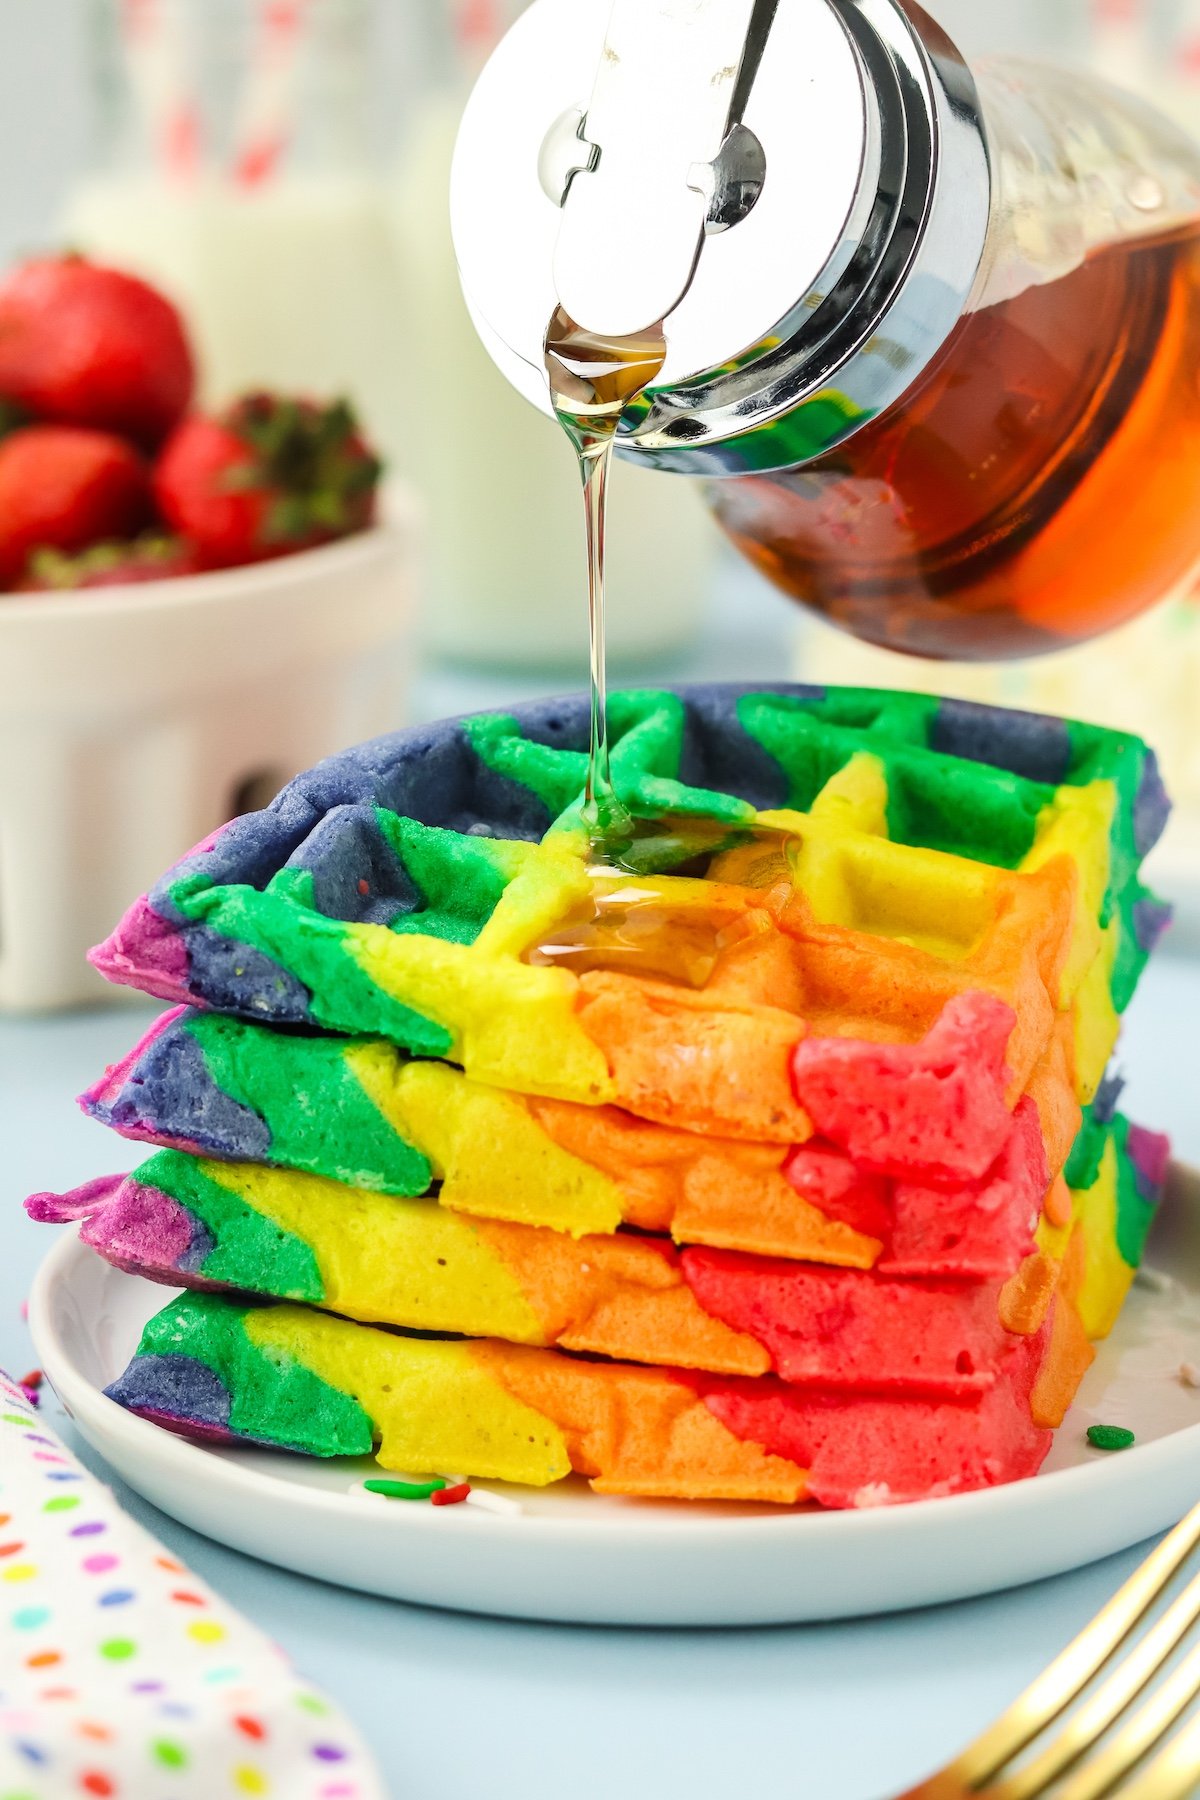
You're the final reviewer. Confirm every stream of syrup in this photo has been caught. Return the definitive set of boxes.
[544,305,667,851]
[543,309,816,986]
[540,308,805,980]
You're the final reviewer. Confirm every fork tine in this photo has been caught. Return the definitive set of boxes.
[1118,1706,1200,1800]
[937,1502,1200,1791]
[988,1571,1200,1800]
[1049,1639,1200,1800]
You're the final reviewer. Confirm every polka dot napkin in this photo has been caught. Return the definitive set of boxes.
[0,1371,385,1800]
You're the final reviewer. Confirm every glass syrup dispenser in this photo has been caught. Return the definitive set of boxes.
[451,0,1200,660]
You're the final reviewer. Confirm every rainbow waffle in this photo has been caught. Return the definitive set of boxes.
[77,995,1077,1266]
[90,689,1169,1117]
[105,1289,1065,1508]
[37,686,1173,1509]
[33,1103,1164,1396]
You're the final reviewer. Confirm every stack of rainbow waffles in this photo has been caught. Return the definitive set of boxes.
[28,686,1174,1509]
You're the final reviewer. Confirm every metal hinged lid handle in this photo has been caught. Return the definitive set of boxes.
[452,0,993,475]
[541,0,769,336]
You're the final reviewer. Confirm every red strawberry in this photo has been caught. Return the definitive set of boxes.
[17,534,199,592]
[0,256,195,448]
[0,426,153,587]
[154,393,382,570]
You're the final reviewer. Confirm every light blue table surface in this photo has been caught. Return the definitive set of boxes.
[2,948,1197,1800]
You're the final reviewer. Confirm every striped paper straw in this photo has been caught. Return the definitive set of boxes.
[232,0,311,189]
[119,0,201,181]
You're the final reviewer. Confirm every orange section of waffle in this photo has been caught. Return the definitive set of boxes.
[519,843,1085,1141]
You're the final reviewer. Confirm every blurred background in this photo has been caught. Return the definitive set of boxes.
[7,2,1200,274]
[3,0,1200,1005]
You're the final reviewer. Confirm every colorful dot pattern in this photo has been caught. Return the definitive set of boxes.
[0,1371,383,1797]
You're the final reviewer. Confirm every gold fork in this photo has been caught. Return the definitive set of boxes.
[899,1501,1200,1800]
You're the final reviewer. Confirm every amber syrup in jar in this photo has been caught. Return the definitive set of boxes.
[708,224,1200,660]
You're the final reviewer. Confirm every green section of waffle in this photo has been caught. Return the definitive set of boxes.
[463,692,755,831]
[184,1011,432,1194]
[375,814,530,947]
[158,688,1165,1052]
[737,692,1048,868]
[128,1291,374,1456]
[149,1149,324,1300]
[128,1147,547,1341]
[1066,720,1162,1013]
[737,691,1161,1010]
[169,863,453,1054]
[1065,1108,1161,1271]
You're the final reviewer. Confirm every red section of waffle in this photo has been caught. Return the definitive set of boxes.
[885,1096,1048,1277]
[790,991,1016,1180]
[782,1096,1047,1278]
[779,1142,892,1242]
[694,1320,1052,1508]
[681,1252,1010,1399]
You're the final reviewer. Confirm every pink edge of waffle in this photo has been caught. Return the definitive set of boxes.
[24,1173,127,1225]
[88,894,194,1003]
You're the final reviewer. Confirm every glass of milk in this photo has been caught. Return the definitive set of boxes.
[67,0,406,455]
[67,0,717,671]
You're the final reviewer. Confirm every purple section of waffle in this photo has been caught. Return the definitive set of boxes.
[79,1011,272,1163]
[82,1005,188,1112]
[1092,1070,1126,1126]
[930,698,1071,786]
[189,825,233,861]
[1133,896,1174,955]
[1126,1123,1171,1198]
[176,930,313,1023]
[105,1353,233,1433]
[106,1357,301,1453]
[1134,752,1172,859]
[302,805,417,928]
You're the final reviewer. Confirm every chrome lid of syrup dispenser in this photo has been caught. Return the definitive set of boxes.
[451,0,992,475]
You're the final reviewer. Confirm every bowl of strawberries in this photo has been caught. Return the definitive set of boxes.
[0,255,416,1011]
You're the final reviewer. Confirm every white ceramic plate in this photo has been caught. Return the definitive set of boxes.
[29,1175,1200,1628]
